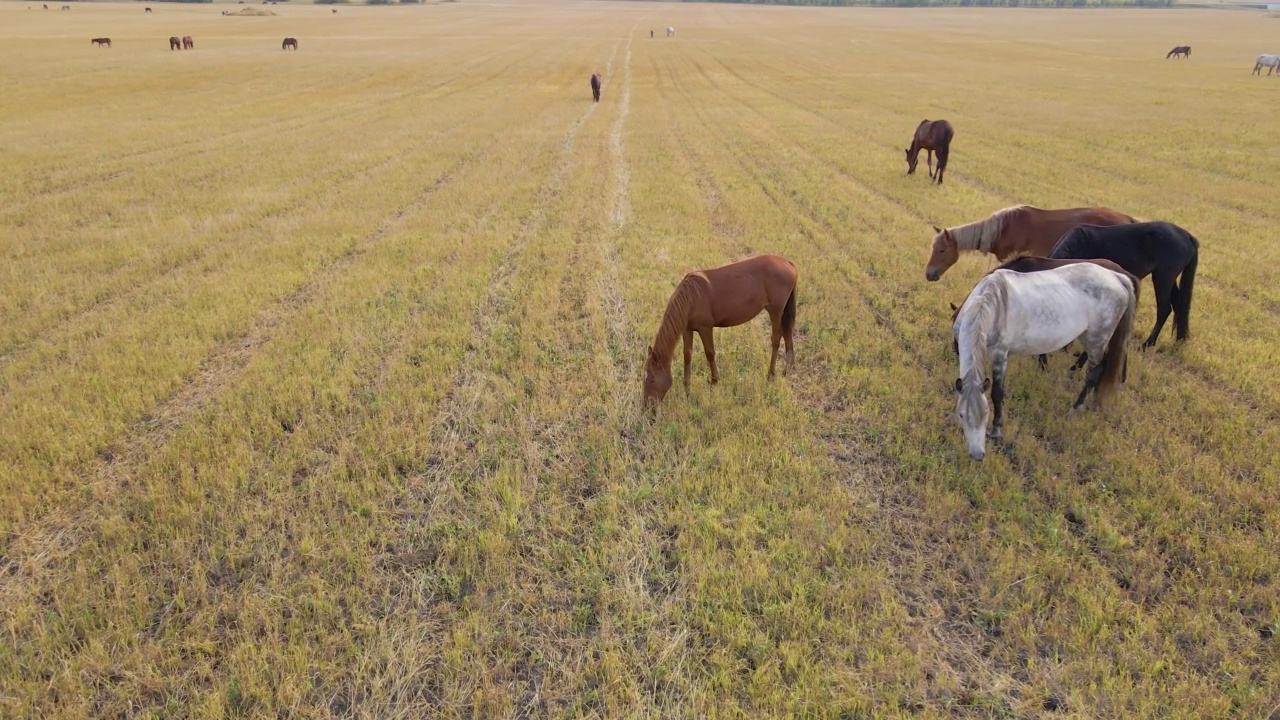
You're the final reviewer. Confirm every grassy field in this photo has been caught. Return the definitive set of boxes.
[1,0,1279,716]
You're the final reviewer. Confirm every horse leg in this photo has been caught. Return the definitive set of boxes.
[682,330,693,394]
[1142,271,1175,348]
[768,311,782,379]
[1037,354,1048,371]
[990,355,1007,445]
[698,328,719,385]
[927,149,935,180]
[782,312,795,375]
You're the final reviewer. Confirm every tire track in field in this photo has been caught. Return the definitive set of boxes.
[0,89,510,384]
[0,40,542,222]
[599,24,639,388]
[417,69,608,484]
[0,148,480,589]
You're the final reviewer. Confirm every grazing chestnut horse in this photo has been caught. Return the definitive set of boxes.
[590,73,601,102]
[91,37,111,48]
[145,6,152,12]
[905,119,954,184]
[642,255,798,408]
[169,36,181,51]
[182,36,194,50]
[1166,46,1190,59]
[1050,221,1199,348]
[282,37,298,51]
[924,205,1139,281]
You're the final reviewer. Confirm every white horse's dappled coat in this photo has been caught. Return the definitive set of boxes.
[952,264,1135,461]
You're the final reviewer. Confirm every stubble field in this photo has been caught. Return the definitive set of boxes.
[1,0,1278,716]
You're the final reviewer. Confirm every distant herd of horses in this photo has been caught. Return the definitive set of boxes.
[1164,45,1280,75]
[637,108,1200,462]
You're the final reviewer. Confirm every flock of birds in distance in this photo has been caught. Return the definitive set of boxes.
[26,10,1257,460]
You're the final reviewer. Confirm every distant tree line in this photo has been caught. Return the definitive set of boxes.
[673,0,1174,6]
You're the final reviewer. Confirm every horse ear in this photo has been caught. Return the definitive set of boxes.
[982,378,991,392]
[933,225,943,234]
[949,302,959,313]
[954,378,963,393]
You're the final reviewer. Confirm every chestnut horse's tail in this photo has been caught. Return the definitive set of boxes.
[1097,280,1135,408]
[782,286,797,335]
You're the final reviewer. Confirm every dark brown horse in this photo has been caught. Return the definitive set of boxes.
[905,119,954,184]
[951,256,1141,373]
[642,255,798,408]
[1166,46,1191,59]
[590,73,601,102]
[282,37,298,51]
[169,36,181,51]
[145,6,152,12]
[182,36,194,50]
[925,205,1139,281]
[91,37,111,48]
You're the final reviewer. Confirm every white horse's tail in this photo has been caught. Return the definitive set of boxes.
[1097,282,1135,408]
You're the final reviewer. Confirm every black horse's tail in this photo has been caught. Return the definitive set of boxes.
[782,287,797,335]
[1175,232,1198,341]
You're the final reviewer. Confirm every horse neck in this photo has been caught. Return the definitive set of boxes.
[949,215,1002,255]
[649,276,700,368]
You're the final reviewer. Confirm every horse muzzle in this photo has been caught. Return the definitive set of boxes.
[926,267,941,282]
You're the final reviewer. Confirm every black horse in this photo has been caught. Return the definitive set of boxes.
[590,72,601,103]
[1050,221,1198,348]
[1166,46,1191,59]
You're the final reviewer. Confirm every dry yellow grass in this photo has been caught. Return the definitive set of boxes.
[1,1,1278,717]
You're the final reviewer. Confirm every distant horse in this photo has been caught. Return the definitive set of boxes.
[905,119,954,184]
[590,72,601,102]
[91,37,112,48]
[282,37,298,50]
[145,6,152,12]
[650,30,654,38]
[953,264,1135,461]
[950,256,1140,373]
[169,36,181,50]
[1050,221,1199,348]
[43,4,48,9]
[924,205,1139,281]
[1254,54,1279,75]
[642,255,798,408]
[332,7,338,12]
[666,27,675,37]
[182,36,194,49]
[61,4,69,9]
[1166,46,1190,59]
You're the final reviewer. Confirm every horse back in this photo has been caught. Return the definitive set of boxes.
[699,255,797,328]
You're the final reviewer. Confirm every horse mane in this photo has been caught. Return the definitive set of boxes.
[649,273,705,367]
[956,274,1007,385]
[948,205,1032,254]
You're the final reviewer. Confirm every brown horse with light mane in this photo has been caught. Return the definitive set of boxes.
[925,205,1138,281]
[642,255,797,408]
[905,119,954,184]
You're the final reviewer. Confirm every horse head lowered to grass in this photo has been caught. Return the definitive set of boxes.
[643,255,797,410]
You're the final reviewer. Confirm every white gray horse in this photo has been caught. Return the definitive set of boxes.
[952,264,1135,461]
[666,27,675,37]
[1254,54,1279,76]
